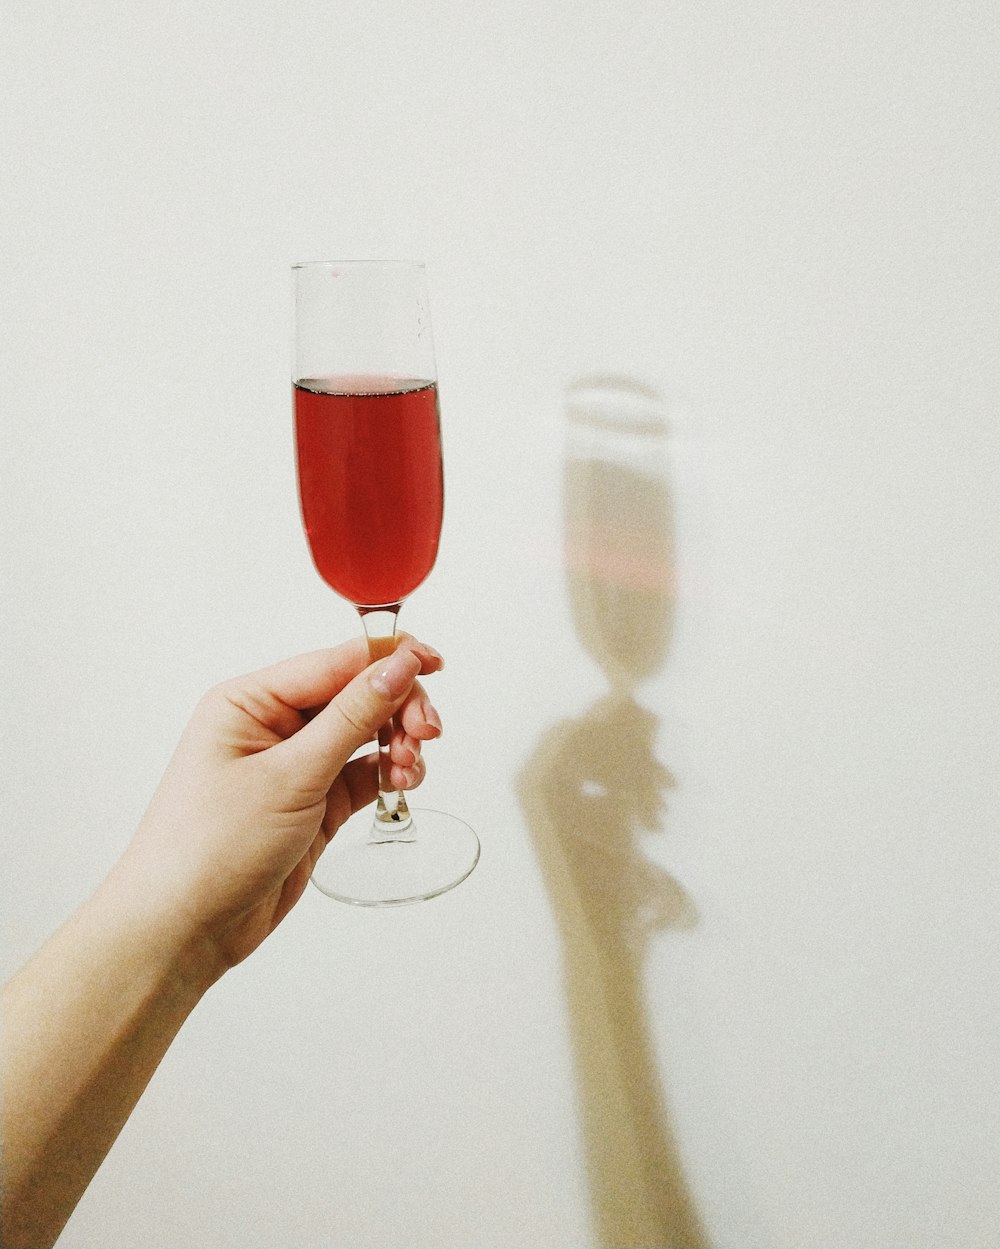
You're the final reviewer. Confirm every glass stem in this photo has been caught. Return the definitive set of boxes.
[358,606,415,841]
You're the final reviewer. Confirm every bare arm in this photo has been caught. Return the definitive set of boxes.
[1,870,214,1248]
[2,636,443,1247]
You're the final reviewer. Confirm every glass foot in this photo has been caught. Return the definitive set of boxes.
[310,807,480,907]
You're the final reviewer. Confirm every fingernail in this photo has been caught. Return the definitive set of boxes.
[423,703,443,735]
[371,648,420,700]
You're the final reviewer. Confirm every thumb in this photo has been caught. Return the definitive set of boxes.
[270,644,423,792]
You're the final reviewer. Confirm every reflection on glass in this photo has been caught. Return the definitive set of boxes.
[519,377,705,1248]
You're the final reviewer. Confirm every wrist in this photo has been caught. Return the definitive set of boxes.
[95,858,226,1001]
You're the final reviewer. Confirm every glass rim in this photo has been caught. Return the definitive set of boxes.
[291,259,426,271]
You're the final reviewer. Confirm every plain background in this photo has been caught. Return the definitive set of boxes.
[2,2,998,1246]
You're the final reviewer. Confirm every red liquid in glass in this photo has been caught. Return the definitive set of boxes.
[294,378,444,606]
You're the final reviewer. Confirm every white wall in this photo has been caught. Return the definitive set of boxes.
[3,3,998,1246]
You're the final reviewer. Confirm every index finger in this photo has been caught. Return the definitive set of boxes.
[246,635,442,711]
[244,639,370,711]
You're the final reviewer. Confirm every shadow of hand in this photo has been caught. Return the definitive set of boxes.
[522,693,696,953]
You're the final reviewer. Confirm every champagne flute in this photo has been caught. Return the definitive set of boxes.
[292,260,479,906]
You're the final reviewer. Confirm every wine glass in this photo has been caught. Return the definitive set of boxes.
[292,260,480,906]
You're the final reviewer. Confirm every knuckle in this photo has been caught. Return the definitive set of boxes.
[329,694,372,740]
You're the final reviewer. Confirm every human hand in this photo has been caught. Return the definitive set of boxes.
[111,635,444,983]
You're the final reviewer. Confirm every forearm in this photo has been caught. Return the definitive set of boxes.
[1,866,215,1249]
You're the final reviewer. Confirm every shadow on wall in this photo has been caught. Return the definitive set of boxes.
[518,377,707,1249]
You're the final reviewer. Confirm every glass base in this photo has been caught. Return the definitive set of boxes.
[310,807,480,907]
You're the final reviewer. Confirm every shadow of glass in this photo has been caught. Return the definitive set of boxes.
[518,377,707,1248]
